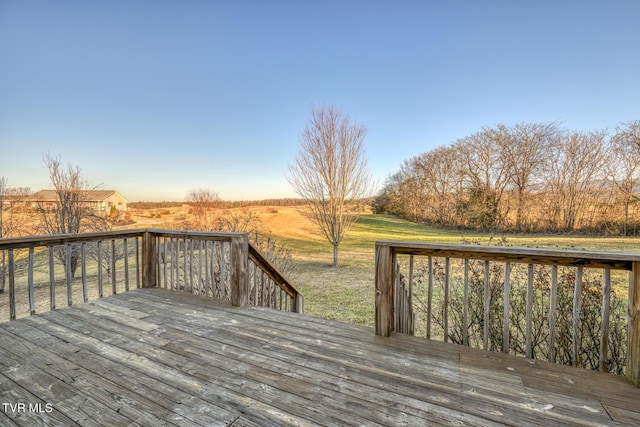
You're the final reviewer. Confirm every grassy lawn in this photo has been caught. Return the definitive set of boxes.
[260,206,640,326]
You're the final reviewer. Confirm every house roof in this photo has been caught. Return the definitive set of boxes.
[31,190,127,202]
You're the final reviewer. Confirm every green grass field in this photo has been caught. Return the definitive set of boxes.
[261,207,640,326]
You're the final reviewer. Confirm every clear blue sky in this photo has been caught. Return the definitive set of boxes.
[1,1,638,201]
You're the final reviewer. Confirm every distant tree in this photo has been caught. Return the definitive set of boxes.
[500,122,558,230]
[288,104,372,267]
[542,130,607,231]
[607,121,640,234]
[376,120,640,234]
[0,179,30,293]
[417,145,464,226]
[0,177,6,240]
[0,177,6,293]
[39,154,109,277]
[395,157,428,222]
[215,208,262,234]
[184,187,221,230]
[457,129,511,229]
[373,171,408,216]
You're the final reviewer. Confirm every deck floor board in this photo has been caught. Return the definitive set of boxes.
[0,287,639,426]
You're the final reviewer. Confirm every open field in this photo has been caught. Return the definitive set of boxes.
[241,206,640,326]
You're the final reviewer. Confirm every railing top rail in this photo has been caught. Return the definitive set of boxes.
[248,243,302,299]
[0,229,257,250]
[376,240,640,271]
[0,229,148,249]
[146,229,244,240]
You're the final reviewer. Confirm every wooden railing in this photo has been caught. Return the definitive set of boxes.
[375,240,640,386]
[0,229,303,322]
[146,229,303,312]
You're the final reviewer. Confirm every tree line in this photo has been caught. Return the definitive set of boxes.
[129,198,308,210]
[374,121,640,234]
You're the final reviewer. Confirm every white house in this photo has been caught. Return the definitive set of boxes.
[30,190,128,214]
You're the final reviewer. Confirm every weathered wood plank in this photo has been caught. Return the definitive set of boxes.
[4,318,239,427]
[27,248,35,315]
[135,291,612,426]
[141,231,156,288]
[8,249,15,320]
[81,242,88,302]
[502,261,510,353]
[135,236,140,289]
[16,319,260,426]
[628,261,640,385]
[230,235,248,307]
[126,290,626,426]
[1,287,638,427]
[601,404,640,425]
[600,268,611,372]
[111,239,117,295]
[34,315,340,425]
[0,403,19,427]
[427,255,433,339]
[0,371,76,426]
[444,257,450,343]
[97,240,103,298]
[66,243,72,306]
[48,245,55,310]
[0,350,130,426]
[463,258,470,346]
[25,302,339,426]
[525,263,534,358]
[572,266,583,367]
[548,265,558,363]
[483,260,489,350]
[375,243,393,336]
[161,324,483,426]
[125,296,512,425]
[106,299,460,425]
[0,328,184,427]
[123,238,130,292]
[39,307,378,426]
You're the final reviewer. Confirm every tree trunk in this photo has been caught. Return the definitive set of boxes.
[516,189,524,230]
[333,243,339,268]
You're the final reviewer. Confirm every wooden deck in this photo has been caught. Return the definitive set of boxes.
[0,289,638,426]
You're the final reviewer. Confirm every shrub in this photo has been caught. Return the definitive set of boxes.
[408,244,627,374]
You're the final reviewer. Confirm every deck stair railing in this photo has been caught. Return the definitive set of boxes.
[375,240,640,386]
[0,229,303,322]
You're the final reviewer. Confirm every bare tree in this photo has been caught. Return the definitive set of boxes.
[394,157,429,222]
[40,154,109,277]
[418,145,465,226]
[543,130,608,231]
[500,122,557,230]
[457,129,511,229]
[288,104,372,267]
[607,121,640,234]
[184,187,221,230]
[373,171,409,216]
[374,120,640,234]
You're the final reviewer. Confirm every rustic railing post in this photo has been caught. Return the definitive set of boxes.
[141,231,157,288]
[628,261,640,386]
[375,242,394,337]
[230,234,249,307]
[293,293,304,314]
